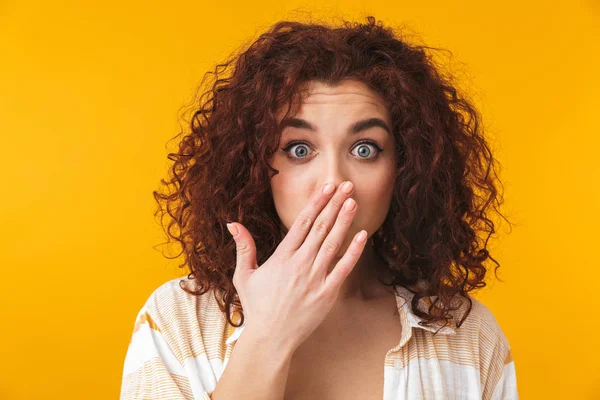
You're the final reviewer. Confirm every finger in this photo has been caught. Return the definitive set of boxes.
[276,182,337,254]
[298,181,354,260]
[323,229,368,293]
[227,222,258,282]
[310,196,358,275]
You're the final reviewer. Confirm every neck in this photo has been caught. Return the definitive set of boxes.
[327,238,392,304]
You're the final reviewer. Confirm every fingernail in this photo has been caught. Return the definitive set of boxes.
[341,181,353,194]
[226,223,239,237]
[356,230,367,243]
[344,198,356,211]
[322,183,334,195]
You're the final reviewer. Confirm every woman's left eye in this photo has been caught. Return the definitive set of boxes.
[280,140,384,163]
[351,141,383,159]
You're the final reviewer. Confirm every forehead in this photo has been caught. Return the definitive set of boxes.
[277,79,390,120]
[302,80,386,104]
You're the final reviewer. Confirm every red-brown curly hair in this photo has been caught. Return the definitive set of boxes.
[153,15,513,334]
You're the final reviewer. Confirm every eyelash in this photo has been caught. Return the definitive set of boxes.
[280,140,384,163]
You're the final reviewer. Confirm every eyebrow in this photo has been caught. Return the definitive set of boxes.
[280,117,391,135]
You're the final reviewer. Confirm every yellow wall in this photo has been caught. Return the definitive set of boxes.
[1,1,598,399]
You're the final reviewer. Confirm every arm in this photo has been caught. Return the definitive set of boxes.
[210,325,297,400]
[490,348,519,400]
[120,308,212,400]
[473,300,520,400]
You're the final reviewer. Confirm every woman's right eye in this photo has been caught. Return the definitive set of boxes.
[280,141,312,163]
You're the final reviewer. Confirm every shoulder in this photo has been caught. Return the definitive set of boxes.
[459,296,511,352]
[460,296,508,332]
[141,276,226,332]
[452,296,516,394]
[447,295,511,356]
[134,277,230,363]
[122,278,229,398]
[467,297,519,397]
[142,277,215,317]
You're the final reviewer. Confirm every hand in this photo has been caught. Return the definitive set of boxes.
[227,181,368,352]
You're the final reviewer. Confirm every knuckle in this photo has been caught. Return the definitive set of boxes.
[296,213,313,230]
[336,214,353,225]
[314,219,332,234]
[321,239,339,254]
[317,285,335,302]
[236,242,250,255]
[329,196,345,209]
[286,249,314,272]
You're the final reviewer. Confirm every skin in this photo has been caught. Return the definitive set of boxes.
[268,78,397,310]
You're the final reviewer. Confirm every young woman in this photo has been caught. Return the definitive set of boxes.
[120,16,519,400]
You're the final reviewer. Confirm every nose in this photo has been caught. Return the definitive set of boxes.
[317,154,352,194]
[319,177,352,194]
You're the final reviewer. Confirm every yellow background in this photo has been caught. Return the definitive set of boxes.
[1,1,598,399]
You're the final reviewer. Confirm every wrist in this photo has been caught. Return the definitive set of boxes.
[240,323,298,360]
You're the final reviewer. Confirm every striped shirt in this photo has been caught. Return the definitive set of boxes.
[120,277,519,399]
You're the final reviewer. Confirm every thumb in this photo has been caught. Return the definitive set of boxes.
[227,222,258,280]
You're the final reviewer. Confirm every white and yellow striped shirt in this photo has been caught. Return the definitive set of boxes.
[120,277,519,399]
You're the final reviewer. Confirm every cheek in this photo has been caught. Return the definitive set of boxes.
[270,180,313,231]
[360,173,394,202]
[354,177,395,224]
[355,189,391,221]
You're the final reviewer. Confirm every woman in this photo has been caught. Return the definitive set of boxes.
[120,16,519,400]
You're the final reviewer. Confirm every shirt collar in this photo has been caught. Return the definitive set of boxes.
[225,283,464,346]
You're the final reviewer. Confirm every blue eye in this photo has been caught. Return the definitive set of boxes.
[281,142,311,161]
[352,142,377,158]
[280,140,384,163]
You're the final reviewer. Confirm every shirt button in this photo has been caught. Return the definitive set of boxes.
[394,360,403,369]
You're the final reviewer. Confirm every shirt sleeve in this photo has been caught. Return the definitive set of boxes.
[490,347,519,399]
[119,304,213,400]
[475,299,520,400]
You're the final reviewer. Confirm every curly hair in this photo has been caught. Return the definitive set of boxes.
[153,15,513,335]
